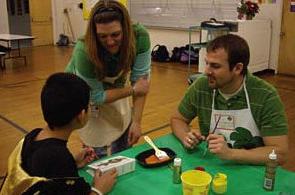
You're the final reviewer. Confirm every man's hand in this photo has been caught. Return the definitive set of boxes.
[128,121,141,146]
[182,131,205,149]
[93,169,117,194]
[75,146,97,168]
[207,134,232,160]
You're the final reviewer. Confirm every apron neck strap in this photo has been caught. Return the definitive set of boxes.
[243,77,251,108]
[212,77,250,109]
[212,89,216,110]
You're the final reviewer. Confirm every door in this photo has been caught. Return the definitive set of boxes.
[278,0,295,75]
[29,0,53,46]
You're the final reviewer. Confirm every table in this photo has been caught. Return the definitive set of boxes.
[0,52,5,70]
[0,34,34,69]
[79,134,295,195]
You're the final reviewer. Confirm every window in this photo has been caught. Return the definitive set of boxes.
[24,0,30,14]
[9,0,16,15]
[16,0,22,15]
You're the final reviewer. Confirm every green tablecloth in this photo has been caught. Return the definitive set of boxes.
[79,134,295,195]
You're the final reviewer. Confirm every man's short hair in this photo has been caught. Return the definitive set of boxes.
[207,34,250,75]
[41,73,90,129]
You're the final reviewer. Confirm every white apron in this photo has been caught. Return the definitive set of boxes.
[209,79,261,148]
[78,73,131,147]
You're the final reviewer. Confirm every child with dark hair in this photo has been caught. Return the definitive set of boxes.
[1,73,117,195]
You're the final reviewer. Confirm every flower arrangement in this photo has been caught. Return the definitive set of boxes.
[237,0,260,20]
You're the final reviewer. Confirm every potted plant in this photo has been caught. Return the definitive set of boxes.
[237,0,260,20]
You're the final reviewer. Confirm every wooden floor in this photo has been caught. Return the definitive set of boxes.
[0,46,295,183]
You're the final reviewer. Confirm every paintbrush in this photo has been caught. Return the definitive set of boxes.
[202,115,222,157]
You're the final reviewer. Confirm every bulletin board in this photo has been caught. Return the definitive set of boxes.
[82,0,238,28]
[82,0,128,20]
[129,0,238,29]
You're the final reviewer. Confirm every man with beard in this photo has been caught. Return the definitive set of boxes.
[171,34,288,165]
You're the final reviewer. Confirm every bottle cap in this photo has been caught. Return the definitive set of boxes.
[195,166,205,171]
[174,158,181,166]
[269,149,277,160]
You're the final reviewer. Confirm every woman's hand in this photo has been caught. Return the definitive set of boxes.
[75,146,97,168]
[133,78,149,96]
[128,121,141,146]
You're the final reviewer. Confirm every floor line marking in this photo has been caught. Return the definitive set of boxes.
[0,114,28,134]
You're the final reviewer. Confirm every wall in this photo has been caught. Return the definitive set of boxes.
[0,0,9,34]
[256,3,283,71]
[51,1,282,71]
[147,2,283,72]
[0,0,282,71]
[0,0,9,48]
[148,27,196,52]
[52,0,87,43]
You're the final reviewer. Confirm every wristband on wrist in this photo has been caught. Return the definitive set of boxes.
[91,187,103,195]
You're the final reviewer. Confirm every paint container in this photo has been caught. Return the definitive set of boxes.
[181,170,212,195]
[212,173,227,194]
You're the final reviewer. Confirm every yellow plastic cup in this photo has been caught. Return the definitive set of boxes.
[181,170,212,195]
[212,173,227,194]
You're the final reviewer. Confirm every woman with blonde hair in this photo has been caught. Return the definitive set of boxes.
[66,0,151,157]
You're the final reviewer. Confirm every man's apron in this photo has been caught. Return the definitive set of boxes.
[209,79,262,148]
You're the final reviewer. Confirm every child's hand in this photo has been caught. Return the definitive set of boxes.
[75,146,97,168]
[93,169,117,194]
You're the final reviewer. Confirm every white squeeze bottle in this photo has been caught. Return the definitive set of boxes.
[173,158,182,184]
[263,149,278,191]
